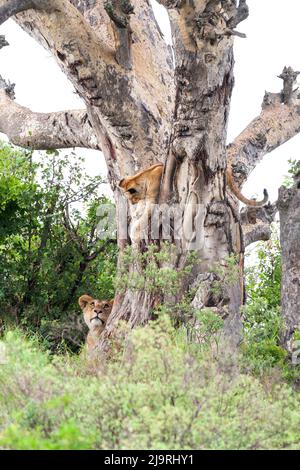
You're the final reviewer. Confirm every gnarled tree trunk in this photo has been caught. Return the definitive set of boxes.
[278,164,300,354]
[0,1,300,352]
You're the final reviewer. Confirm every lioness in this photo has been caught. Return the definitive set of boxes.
[119,163,164,242]
[119,162,268,208]
[78,295,113,351]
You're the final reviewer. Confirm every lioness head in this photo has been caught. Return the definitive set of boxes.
[119,163,163,205]
[78,295,113,333]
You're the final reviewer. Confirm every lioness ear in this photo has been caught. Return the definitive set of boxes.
[78,295,93,310]
[119,178,126,188]
[109,299,114,307]
[149,164,164,177]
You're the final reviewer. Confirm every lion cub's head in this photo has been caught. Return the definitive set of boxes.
[119,163,163,205]
[78,295,113,333]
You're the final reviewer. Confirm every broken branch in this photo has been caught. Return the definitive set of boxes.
[241,203,277,247]
[227,67,300,188]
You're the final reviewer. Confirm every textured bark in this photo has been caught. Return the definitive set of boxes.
[103,0,246,348]
[0,1,300,352]
[241,203,277,247]
[0,91,99,149]
[227,66,300,189]
[278,165,300,353]
[12,0,174,181]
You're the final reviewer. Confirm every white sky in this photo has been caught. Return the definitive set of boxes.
[0,0,300,202]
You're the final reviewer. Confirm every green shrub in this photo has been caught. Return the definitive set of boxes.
[0,142,117,352]
[1,323,300,450]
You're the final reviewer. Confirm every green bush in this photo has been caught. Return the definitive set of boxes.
[0,142,117,352]
[1,323,300,450]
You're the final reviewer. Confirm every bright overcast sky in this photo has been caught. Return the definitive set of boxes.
[1,0,300,202]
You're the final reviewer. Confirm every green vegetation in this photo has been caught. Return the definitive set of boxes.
[242,231,288,374]
[0,319,300,450]
[0,142,117,352]
[1,143,300,450]
[283,157,300,188]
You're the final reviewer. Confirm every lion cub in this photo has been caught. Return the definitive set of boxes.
[78,295,113,351]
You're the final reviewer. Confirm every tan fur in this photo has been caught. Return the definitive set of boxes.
[227,165,268,207]
[119,163,163,242]
[78,295,113,351]
[119,162,267,210]
[119,163,163,204]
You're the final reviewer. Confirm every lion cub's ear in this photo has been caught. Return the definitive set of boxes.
[78,295,94,310]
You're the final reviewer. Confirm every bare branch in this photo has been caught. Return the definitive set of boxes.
[227,0,249,28]
[0,35,15,96]
[0,0,34,25]
[0,0,53,25]
[0,34,9,48]
[0,89,99,149]
[241,202,277,247]
[243,223,272,247]
[278,66,300,105]
[10,0,173,169]
[155,0,185,8]
[0,74,15,99]
[227,67,300,187]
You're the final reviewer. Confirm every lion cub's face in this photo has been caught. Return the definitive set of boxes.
[119,163,163,205]
[78,295,113,333]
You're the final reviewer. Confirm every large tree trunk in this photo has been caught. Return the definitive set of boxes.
[103,1,246,348]
[278,164,300,355]
[1,1,300,352]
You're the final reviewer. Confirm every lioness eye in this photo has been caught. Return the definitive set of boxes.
[104,303,109,308]
[91,301,95,306]
[127,188,137,194]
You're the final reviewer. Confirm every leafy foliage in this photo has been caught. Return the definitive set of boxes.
[283,158,300,188]
[116,243,197,296]
[1,144,300,450]
[0,142,117,352]
[246,229,281,309]
[242,230,300,380]
[0,324,300,450]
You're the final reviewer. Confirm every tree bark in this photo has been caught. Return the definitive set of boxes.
[0,1,300,352]
[278,165,300,354]
[105,0,247,347]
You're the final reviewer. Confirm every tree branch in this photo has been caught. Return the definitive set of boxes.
[0,88,99,149]
[241,202,277,247]
[0,0,53,25]
[0,34,9,48]
[155,0,185,8]
[227,66,300,187]
[0,0,34,25]
[9,0,173,171]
